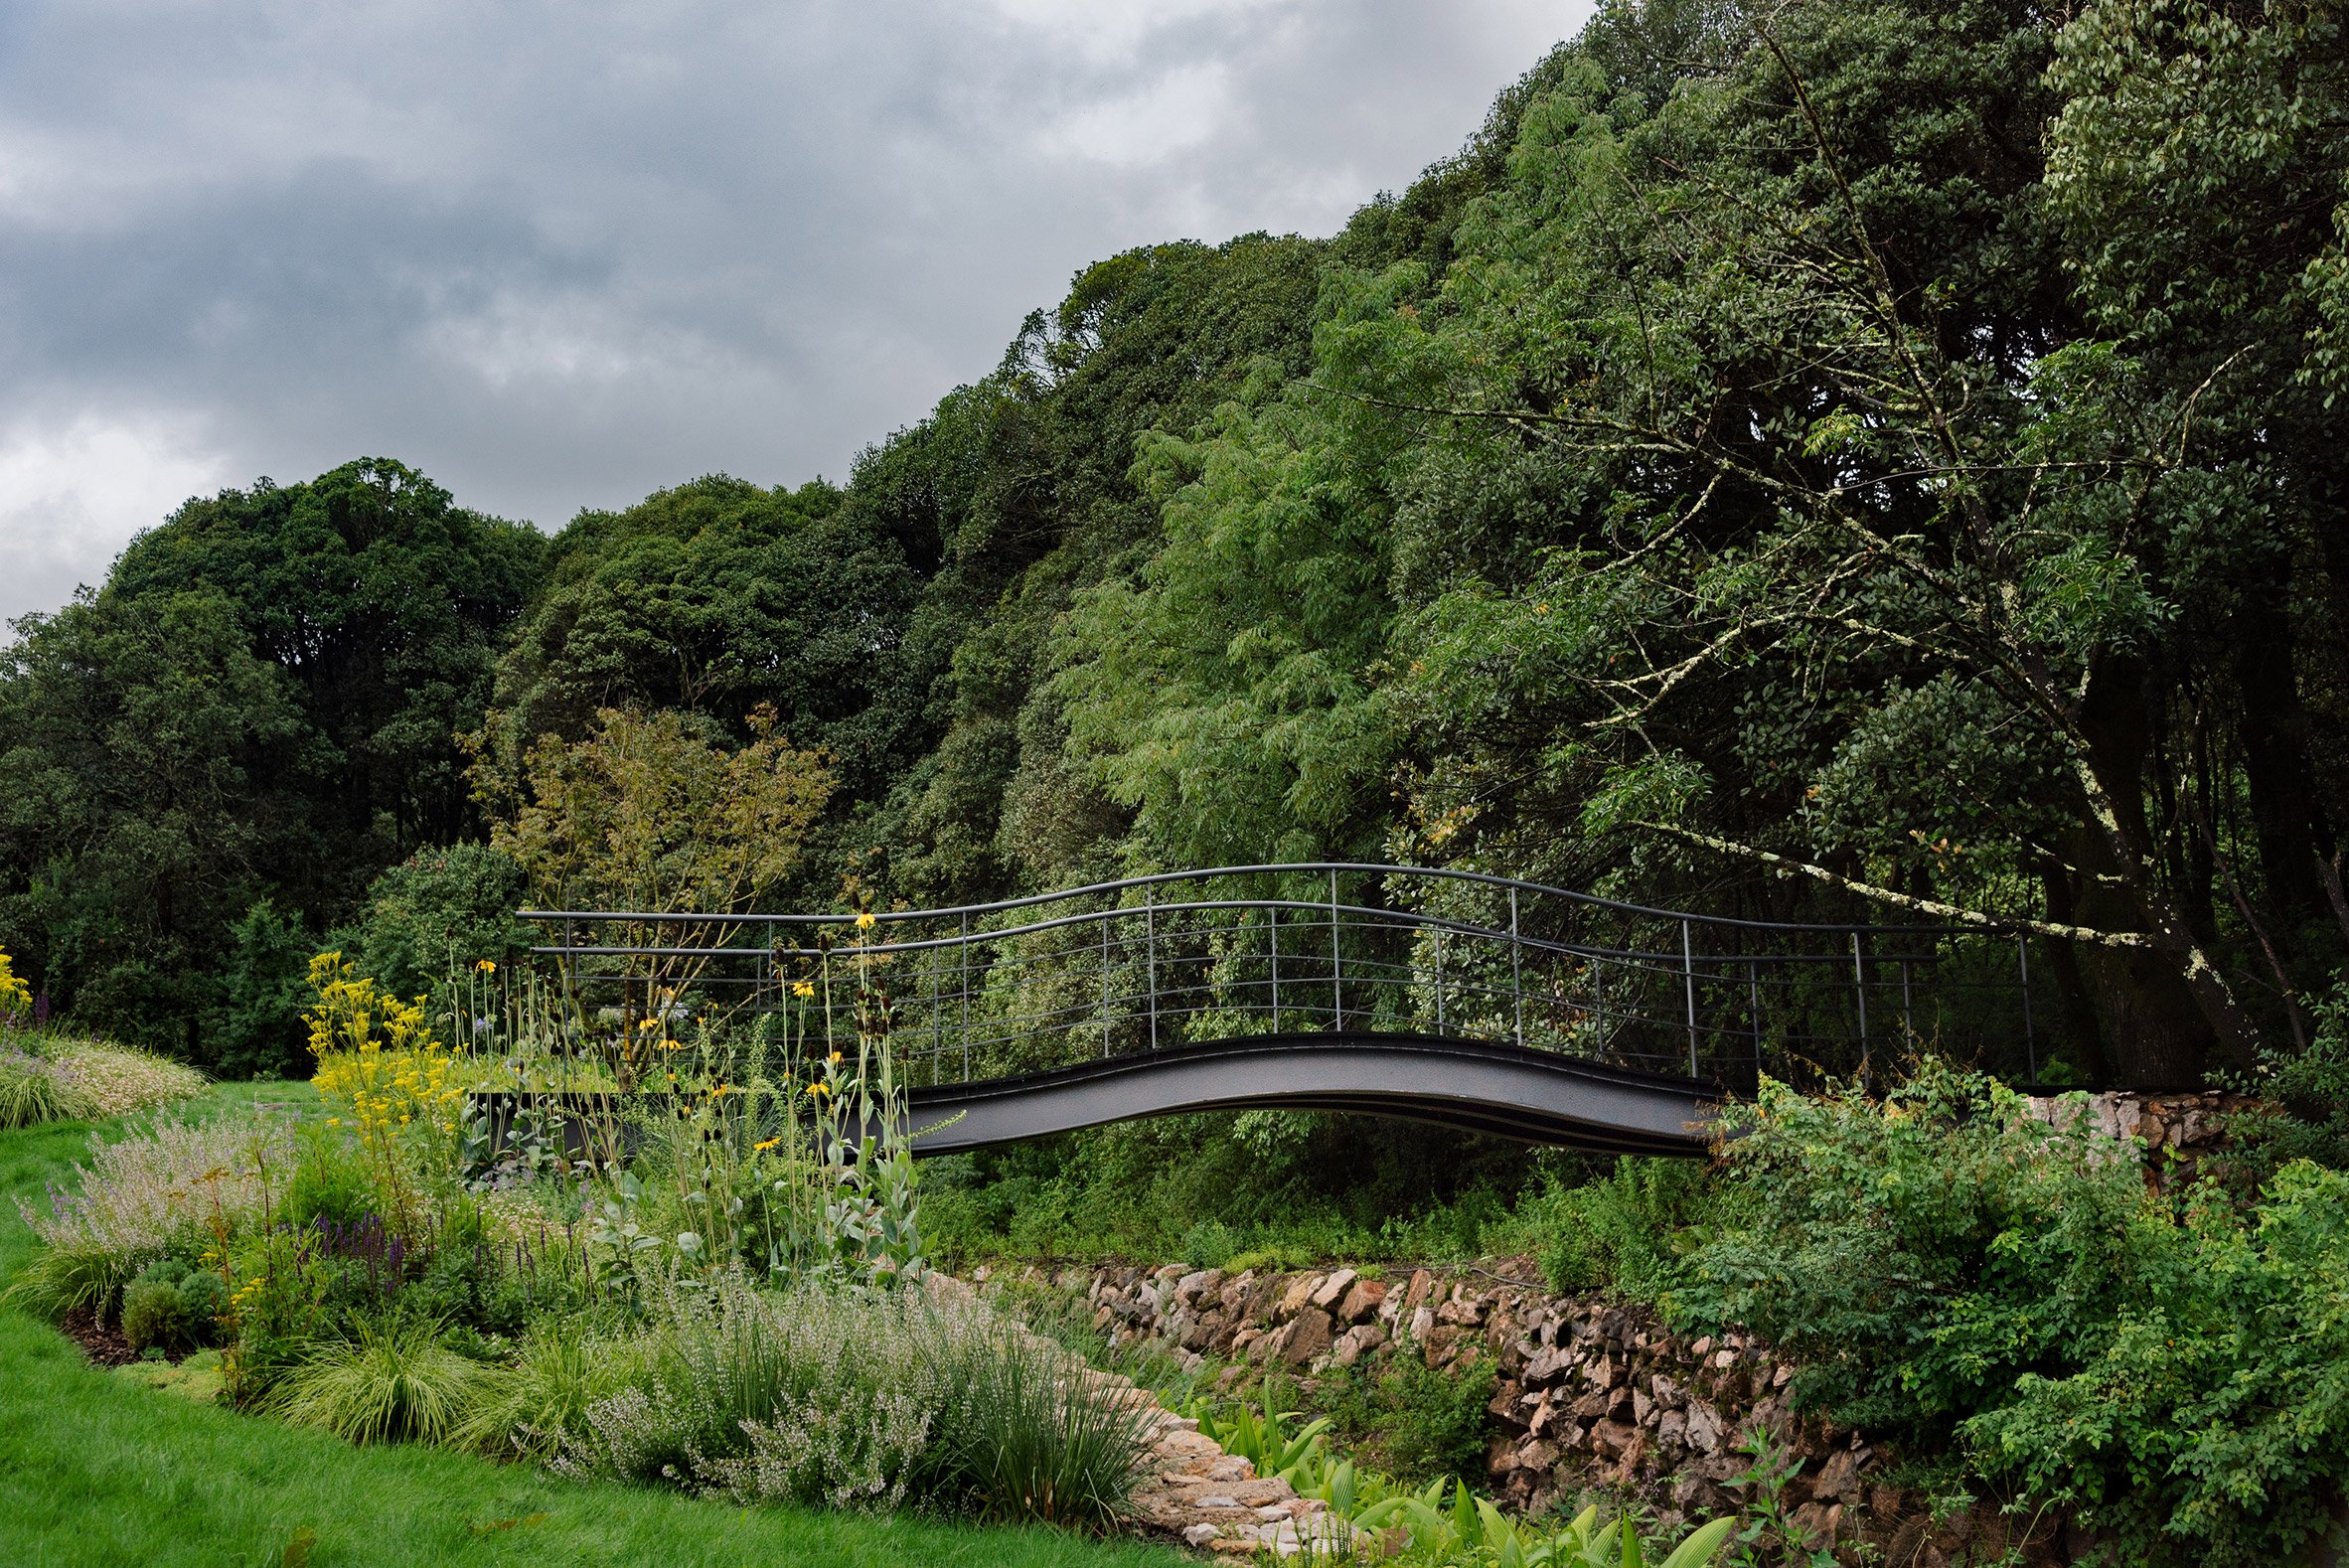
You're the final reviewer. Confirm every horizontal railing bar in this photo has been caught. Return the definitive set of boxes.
[522,861,2013,938]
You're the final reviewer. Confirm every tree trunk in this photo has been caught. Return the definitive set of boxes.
[2234,550,2327,934]
[2070,656,2260,1085]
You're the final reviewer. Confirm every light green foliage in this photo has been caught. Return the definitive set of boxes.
[453,1321,641,1460]
[1531,1158,1720,1298]
[271,1317,494,1445]
[1963,1161,2349,1566]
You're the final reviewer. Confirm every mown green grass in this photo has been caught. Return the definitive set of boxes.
[0,1083,1182,1568]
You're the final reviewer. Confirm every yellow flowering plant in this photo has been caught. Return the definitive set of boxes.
[304,952,467,1224]
[0,944,33,1019]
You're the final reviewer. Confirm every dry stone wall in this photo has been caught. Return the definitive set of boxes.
[987,1256,2080,1564]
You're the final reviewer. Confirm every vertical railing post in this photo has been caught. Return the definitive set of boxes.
[1329,868,1342,1031]
[1434,923,1446,1036]
[1900,955,1914,1044]
[1270,898,1281,1033]
[958,912,970,1083]
[1851,930,1869,1070]
[1100,903,1112,1057]
[1146,882,1159,1050]
[1681,918,1700,1078]
[927,929,940,1072]
[1592,953,1605,1054]
[2017,933,2037,1085]
[1509,886,1524,1049]
[1748,957,1763,1085]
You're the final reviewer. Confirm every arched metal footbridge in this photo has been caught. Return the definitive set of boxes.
[524,863,2038,1158]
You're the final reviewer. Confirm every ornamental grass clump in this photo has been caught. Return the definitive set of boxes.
[272,1317,494,1444]
[0,1044,90,1128]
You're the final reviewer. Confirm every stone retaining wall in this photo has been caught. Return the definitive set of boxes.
[986,1256,2079,1564]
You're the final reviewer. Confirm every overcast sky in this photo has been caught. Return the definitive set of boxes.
[0,0,1587,625]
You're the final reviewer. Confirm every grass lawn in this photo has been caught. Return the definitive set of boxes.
[0,1083,1184,1568]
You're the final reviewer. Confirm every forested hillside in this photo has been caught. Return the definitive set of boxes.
[5,0,2346,1094]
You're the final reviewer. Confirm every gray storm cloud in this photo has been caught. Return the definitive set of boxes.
[0,0,1583,623]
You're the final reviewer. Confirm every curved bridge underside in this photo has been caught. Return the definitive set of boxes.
[897,1034,1718,1158]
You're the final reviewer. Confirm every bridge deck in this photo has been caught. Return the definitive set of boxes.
[900,1033,1717,1157]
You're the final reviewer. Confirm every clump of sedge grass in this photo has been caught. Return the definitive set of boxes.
[272,1318,492,1445]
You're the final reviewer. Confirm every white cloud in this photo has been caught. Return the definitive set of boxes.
[1033,61,1239,167]
[0,415,234,625]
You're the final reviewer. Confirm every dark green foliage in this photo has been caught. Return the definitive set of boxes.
[119,1256,229,1356]
[1314,1351,1498,1487]
[343,843,533,1013]
[209,899,317,1080]
[0,460,542,1066]
[2224,970,2349,1176]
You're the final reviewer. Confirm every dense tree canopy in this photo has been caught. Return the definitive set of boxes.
[3,0,2345,1089]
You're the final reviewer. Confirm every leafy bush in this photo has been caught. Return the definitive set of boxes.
[2225,972,2349,1175]
[272,1318,494,1444]
[1530,1157,1719,1297]
[119,1256,229,1355]
[1670,1064,2349,1566]
[343,845,534,1023]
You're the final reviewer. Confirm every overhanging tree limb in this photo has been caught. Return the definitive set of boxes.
[1627,818,2161,948]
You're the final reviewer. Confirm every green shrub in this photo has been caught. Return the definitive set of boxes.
[277,1128,377,1232]
[1313,1351,1496,1485]
[2225,973,2349,1175]
[345,844,533,1020]
[119,1257,229,1355]
[1671,1063,2349,1567]
[1179,1218,1242,1268]
[271,1318,493,1444]
[1530,1156,1718,1297]
[209,898,316,1079]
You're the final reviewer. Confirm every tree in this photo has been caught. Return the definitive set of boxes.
[0,590,323,1056]
[487,701,826,914]
[109,457,545,884]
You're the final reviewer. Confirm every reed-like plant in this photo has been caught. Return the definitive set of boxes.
[920,1328,1158,1529]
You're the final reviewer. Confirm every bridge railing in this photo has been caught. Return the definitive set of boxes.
[522,863,2040,1092]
